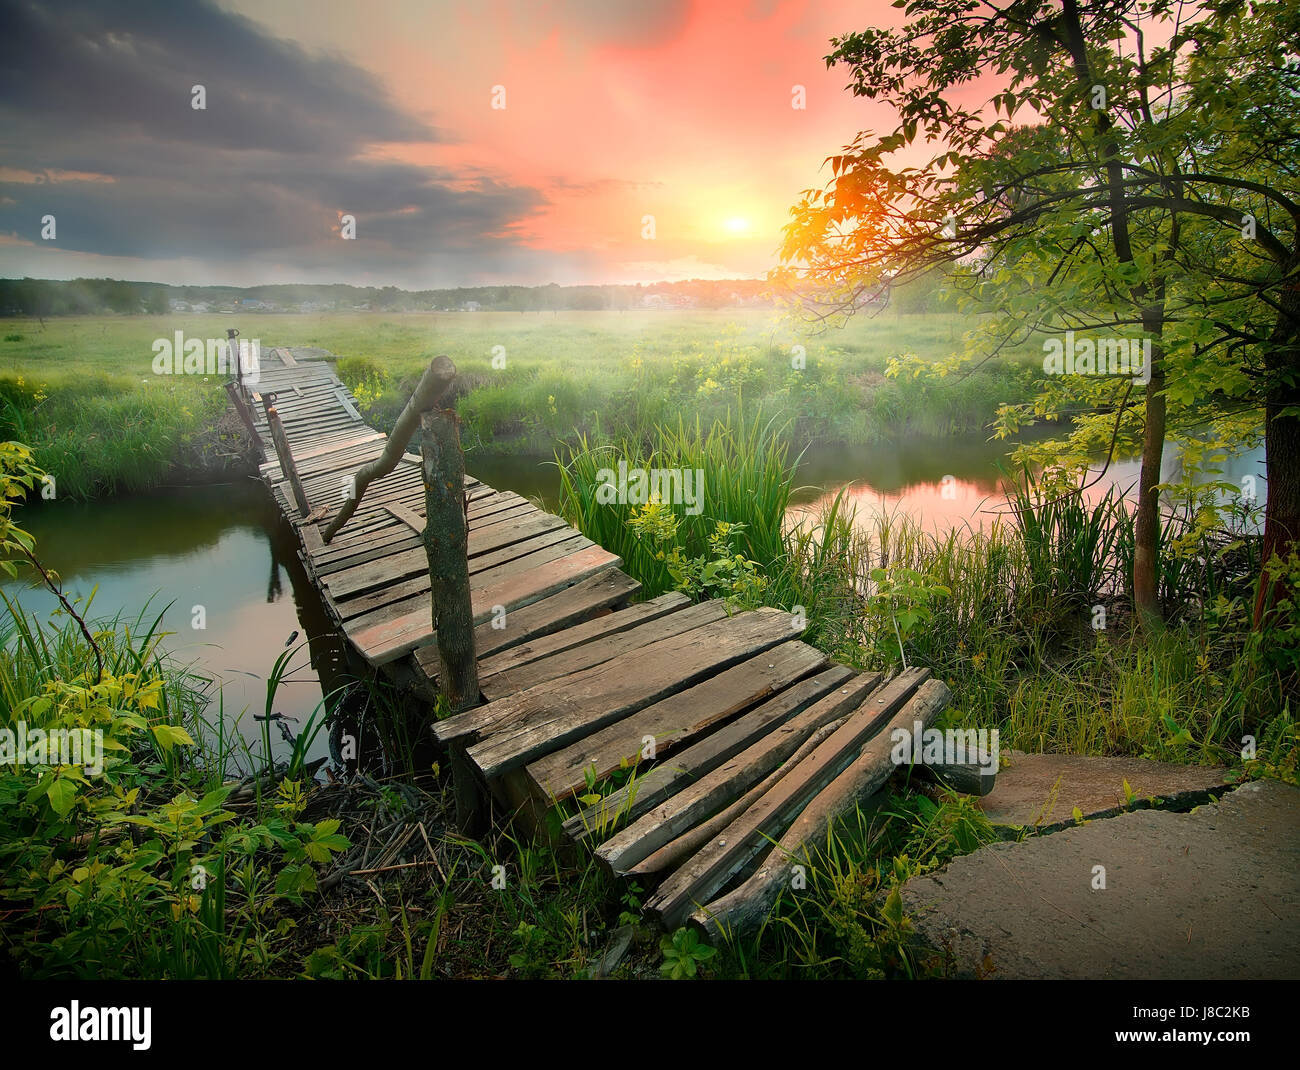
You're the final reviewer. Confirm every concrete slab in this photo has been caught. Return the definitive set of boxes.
[902,779,1300,979]
[979,750,1233,831]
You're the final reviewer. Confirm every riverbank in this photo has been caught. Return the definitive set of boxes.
[3,427,1292,979]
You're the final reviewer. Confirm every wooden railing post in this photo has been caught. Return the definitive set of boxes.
[260,392,310,518]
[227,327,243,393]
[225,380,259,440]
[419,376,484,832]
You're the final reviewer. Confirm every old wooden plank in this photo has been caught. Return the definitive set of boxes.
[310,497,543,574]
[323,504,553,585]
[561,664,861,842]
[383,501,425,533]
[527,640,829,802]
[323,510,569,599]
[644,667,930,928]
[692,678,951,939]
[475,592,689,682]
[338,533,595,629]
[458,610,799,778]
[348,544,622,666]
[414,568,640,678]
[590,671,887,872]
[626,715,849,880]
[479,598,729,701]
[334,387,362,420]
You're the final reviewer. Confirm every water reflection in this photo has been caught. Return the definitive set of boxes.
[2,481,347,764]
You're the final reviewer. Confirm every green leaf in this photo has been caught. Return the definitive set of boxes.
[46,777,77,817]
[151,723,195,751]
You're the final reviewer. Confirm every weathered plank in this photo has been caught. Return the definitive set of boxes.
[414,568,641,677]
[562,664,861,842]
[626,715,850,879]
[691,678,951,939]
[462,610,800,779]
[335,527,588,622]
[527,640,829,802]
[383,501,425,533]
[348,544,622,665]
[592,670,885,872]
[475,591,689,681]
[339,533,595,629]
[644,667,930,928]
[479,599,729,701]
[324,510,569,599]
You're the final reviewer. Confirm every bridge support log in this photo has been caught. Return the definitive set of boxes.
[419,385,484,833]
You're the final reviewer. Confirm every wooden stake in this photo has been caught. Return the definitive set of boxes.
[420,393,484,832]
[260,393,310,518]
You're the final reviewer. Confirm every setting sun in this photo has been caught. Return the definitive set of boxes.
[725,217,751,234]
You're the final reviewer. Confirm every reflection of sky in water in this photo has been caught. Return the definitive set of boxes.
[2,485,332,766]
[789,441,1267,536]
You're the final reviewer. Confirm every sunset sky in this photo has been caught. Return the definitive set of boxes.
[0,0,911,288]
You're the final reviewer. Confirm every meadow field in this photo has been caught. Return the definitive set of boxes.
[0,309,1039,499]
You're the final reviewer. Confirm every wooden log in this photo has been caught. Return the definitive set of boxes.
[644,667,929,929]
[227,327,243,391]
[261,395,310,518]
[626,715,849,880]
[322,355,457,543]
[691,678,952,940]
[225,380,260,442]
[420,398,481,833]
[561,665,861,841]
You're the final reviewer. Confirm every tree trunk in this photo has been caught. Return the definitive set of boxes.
[1133,351,1166,626]
[1254,263,1300,627]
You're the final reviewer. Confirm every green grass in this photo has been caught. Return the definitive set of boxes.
[1,310,1040,498]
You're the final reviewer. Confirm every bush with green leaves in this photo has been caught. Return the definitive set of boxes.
[0,441,349,977]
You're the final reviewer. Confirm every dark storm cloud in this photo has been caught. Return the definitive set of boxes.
[0,0,545,277]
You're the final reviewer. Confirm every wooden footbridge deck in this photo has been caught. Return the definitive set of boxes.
[239,344,955,935]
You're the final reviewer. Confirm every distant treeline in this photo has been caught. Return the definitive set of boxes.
[0,277,784,316]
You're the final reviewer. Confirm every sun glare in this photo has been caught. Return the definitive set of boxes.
[725,216,750,234]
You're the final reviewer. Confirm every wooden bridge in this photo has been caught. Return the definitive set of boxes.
[236,342,957,936]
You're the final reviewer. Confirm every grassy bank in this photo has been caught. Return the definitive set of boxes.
[3,421,1295,979]
[1,311,1038,499]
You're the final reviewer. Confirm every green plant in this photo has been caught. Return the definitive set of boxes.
[867,562,952,669]
[659,926,717,978]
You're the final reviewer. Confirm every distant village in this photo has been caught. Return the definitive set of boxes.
[0,277,780,317]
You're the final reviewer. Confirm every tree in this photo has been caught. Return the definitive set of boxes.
[776,0,1298,628]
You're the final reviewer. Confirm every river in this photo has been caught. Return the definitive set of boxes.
[2,432,1264,760]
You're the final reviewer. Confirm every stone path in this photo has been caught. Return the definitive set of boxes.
[902,777,1300,979]
[977,750,1233,831]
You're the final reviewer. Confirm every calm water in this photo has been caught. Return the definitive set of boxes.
[2,480,347,765]
[4,433,1264,760]
[472,431,1267,534]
